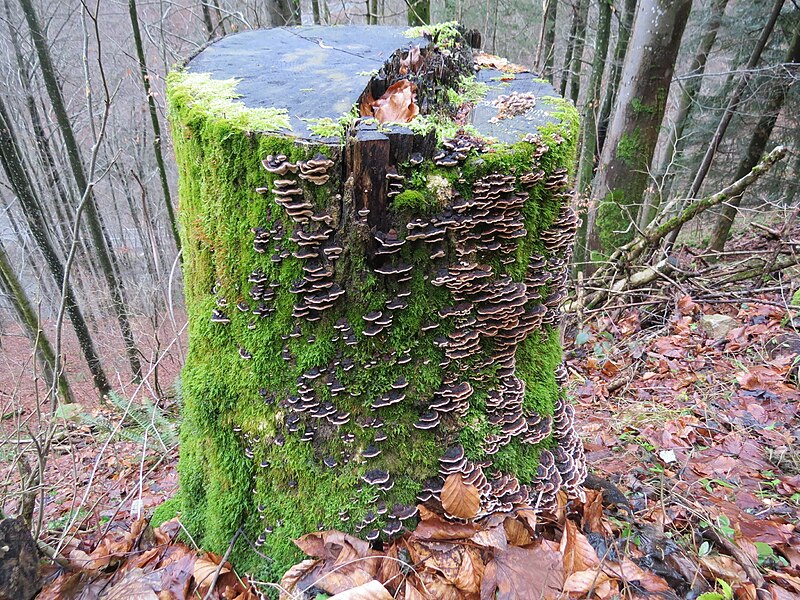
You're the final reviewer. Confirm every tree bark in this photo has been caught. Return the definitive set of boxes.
[0,242,74,404]
[0,96,110,396]
[128,0,182,256]
[639,0,729,229]
[574,0,611,265]
[166,25,583,579]
[596,0,636,156]
[536,0,558,82]
[559,1,579,97]
[587,0,693,253]
[707,23,799,252]
[17,0,143,383]
[568,0,590,103]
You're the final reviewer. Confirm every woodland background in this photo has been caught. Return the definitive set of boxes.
[1,0,799,598]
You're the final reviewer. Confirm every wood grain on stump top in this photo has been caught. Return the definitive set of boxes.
[187,26,563,143]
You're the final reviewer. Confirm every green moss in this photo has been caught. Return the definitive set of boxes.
[404,21,462,48]
[304,117,344,139]
[616,128,645,168]
[597,189,635,249]
[167,71,291,132]
[151,495,181,526]
[630,97,656,116]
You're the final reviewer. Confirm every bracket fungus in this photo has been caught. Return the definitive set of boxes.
[169,23,582,578]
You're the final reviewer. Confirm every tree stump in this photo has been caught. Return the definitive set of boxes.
[166,23,583,578]
[0,517,40,600]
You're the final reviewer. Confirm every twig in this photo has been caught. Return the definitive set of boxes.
[202,527,242,600]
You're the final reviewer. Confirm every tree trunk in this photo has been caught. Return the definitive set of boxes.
[0,242,74,404]
[574,0,611,265]
[129,0,182,257]
[707,23,799,252]
[559,1,579,97]
[587,0,692,254]
[639,0,729,229]
[17,0,144,383]
[311,0,321,24]
[268,0,294,26]
[200,0,214,36]
[537,0,557,82]
[0,96,110,396]
[568,0,589,103]
[407,0,429,25]
[685,0,785,201]
[596,0,636,156]
[165,25,583,579]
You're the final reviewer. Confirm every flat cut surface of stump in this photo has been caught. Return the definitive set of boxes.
[187,26,562,142]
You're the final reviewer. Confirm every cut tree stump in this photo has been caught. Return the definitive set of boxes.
[166,23,583,578]
[0,517,40,600]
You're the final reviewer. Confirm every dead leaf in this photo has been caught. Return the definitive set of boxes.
[563,569,613,598]
[471,524,507,550]
[699,554,747,584]
[503,517,532,547]
[481,543,564,600]
[101,567,160,600]
[582,489,605,534]
[280,559,318,599]
[560,520,600,576]
[411,515,480,540]
[193,552,229,593]
[441,473,481,520]
[369,79,419,124]
[327,580,393,599]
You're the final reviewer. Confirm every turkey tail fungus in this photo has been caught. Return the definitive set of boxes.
[163,23,583,579]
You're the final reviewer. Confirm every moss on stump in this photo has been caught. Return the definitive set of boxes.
[167,24,584,579]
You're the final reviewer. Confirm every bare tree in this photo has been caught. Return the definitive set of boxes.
[708,18,799,251]
[587,0,693,253]
[0,95,111,395]
[128,0,182,256]
[17,0,144,382]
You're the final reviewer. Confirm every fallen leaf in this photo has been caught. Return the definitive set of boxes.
[369,79,419,124]
[327,580,393,599]
[481,543,564,600]
[560,519,600,576]
[503,517,532,546]
[102,567,160,600]
[193,552,229,593]
[441,474,481,520]
[699,554,747,584]
[280,559,318,599]
[563,569,613,598]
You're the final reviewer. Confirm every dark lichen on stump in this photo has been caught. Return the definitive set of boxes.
[166,23,584,579]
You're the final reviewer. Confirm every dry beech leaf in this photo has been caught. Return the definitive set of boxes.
[699,554,747,584]
[193,553,229,593]
[370,79,419,124]
[441,473,481,520]
[582,489,605,534]
[413,514,480,540]
[471,524,507,550]
[560,519,600,576]
[280,559,319,598]
[102,567,160,600]
[481,543,564,600]
[503,517,532,547]
[563,569,613,598]
[328,580,393,600]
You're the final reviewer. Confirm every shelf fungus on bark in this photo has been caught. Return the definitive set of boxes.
[168,22,583,576]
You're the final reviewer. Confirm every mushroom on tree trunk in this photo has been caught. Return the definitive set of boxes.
[164,23,583,579]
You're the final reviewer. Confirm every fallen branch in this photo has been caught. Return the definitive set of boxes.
[581,146,789,309]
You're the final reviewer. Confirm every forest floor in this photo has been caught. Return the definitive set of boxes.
[2,233,799,599]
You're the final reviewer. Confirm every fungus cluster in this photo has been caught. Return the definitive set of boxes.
[223,67,583,550]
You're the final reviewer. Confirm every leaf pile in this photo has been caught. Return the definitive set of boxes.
[279,499,679,600]
[38,518,259,600]
[569,294,800,599]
